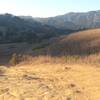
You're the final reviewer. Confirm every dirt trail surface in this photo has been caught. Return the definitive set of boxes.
[0,64,100,100]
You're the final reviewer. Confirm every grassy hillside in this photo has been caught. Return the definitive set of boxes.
[45,28,100,56]
[1,28,100,65]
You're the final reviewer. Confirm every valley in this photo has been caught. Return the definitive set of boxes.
[0,10,100,100]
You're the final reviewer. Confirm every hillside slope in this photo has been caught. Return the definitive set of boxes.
[1,29,100,65]
[0,14,69,44]
[43,29,100,56]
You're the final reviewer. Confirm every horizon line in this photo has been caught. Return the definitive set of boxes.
[0,9,100,18]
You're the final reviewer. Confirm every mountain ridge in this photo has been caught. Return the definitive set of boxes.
[32,10,100,30]
[0,13,72,44]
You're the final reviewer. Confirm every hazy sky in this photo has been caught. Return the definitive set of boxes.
[0,0,100,17]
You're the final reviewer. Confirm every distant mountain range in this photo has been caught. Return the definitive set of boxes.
[1,10,100,44]
[0,14,71,44]
[31,10,100,30]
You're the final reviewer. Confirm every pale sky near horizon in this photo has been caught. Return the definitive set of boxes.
[0,0,100,17]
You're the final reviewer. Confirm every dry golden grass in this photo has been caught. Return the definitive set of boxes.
[19,53,100,66]
[46,28,100,55]
[0,62,100,100]
[0,54,100,100]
